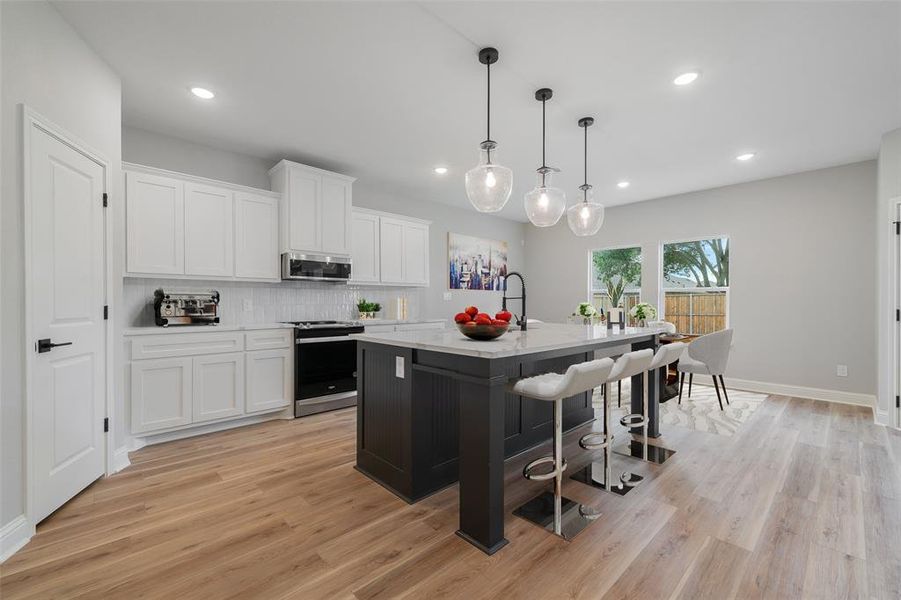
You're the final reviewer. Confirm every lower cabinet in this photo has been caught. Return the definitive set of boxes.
[129,329,293,436]
[193,352,245,423]
[246,349,293,413]
[131,357,193,433]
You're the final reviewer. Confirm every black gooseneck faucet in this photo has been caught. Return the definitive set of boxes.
[502,272,527,331]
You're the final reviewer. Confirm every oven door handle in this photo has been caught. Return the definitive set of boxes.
[295,336,355,344]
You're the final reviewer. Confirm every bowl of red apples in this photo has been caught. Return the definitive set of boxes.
[454,306,513,340]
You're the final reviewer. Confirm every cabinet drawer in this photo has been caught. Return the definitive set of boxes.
[245,329,293,351]
[131,331,245,360]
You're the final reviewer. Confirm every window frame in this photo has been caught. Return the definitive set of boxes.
[657,234,730,332]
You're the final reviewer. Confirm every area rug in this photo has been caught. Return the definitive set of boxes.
[592,379,767,437]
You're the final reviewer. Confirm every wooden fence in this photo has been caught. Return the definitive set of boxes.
[664,291,727,334]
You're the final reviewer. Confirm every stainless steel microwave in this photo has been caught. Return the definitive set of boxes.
[281,252,352,282]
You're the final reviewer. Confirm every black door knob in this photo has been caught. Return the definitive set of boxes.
[37,338,73,353]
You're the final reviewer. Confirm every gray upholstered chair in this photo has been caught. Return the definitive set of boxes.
[646,320,677,334]
[677,328,734,410]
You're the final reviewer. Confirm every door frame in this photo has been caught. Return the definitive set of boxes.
[21,105,115,529]
[893,199,901,428]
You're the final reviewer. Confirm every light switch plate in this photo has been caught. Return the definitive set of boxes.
[395,356,405,379]
[836,364,848,377]
[443,292,452,301]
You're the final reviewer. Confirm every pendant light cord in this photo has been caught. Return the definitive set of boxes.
[541,97,547,186]
[486,60,491,163]
[583,123,588,201]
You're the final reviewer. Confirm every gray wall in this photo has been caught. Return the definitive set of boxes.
[876,128,900,423]
[525,161,878,396]
[1,1,122,528]
[120,126,529,320]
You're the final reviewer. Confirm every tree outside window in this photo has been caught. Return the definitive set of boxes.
[591,247,642,324]
[662,238,729,334]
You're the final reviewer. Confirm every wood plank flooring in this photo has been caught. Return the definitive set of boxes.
[2,397,899,599]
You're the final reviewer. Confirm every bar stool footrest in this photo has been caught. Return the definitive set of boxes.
[619,414,647,428]
[579,432,611,451]
[523,456,567,481]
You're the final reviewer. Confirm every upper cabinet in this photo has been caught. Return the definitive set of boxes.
[125,164,280,282]
[268,160,355,256]
[351,208,430,287]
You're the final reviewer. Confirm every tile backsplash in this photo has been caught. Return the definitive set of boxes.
[123,278,424,327]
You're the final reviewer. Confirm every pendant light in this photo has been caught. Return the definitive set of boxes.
[567,117,605,236]
[465,48,513,213]
[524,88,566,227]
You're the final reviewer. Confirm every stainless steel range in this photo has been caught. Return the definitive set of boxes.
[282,320,365,417]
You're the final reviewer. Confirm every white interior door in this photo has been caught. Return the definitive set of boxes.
[896,202,900,428]
[29,123,106,523]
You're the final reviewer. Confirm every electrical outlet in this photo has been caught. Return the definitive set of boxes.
[243,299,253,312]
[836,364,848,377]
[443,292,452,301]
[395,356,405,379]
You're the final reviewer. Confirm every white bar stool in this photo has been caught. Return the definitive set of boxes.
[510,357,614,540]
[614,343,685,466]
[571,349,653,496]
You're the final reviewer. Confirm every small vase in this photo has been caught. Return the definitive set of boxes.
[638,318,647,328]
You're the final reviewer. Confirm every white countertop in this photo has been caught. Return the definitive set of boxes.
[361,318,445,326]
[350,322,666,358]
[124,323,295,336]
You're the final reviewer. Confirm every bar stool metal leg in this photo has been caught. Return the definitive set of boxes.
[513,397,600,540]
[615,368,677,465]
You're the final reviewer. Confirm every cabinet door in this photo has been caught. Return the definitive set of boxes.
[379,217,406,284]
[288,169,321,252]
[131,357,192,433]
[246,349,293,413]
[235,192,279,280]
[321,177,352,255]
[126,171,184,274]
[192,353,245,423]
[403,222,429,286]
[351,212,380,283]
[184,183,234,277]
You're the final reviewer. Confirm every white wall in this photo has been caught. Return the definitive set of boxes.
[1,0,122,536]
[525,161,878,399]
[120,127,529,320]
[876,128,901,426]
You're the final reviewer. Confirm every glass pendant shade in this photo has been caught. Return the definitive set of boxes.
[465,142,513,213]
[524,170,566,227]
[567,188,605,237]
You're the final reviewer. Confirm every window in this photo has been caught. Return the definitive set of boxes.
[661,237,729,334]
[590,246,642,325]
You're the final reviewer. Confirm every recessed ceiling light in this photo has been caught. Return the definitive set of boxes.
[617,181,630,189]
[673,72,699,86]
[433,166,448,174]
[190,87,215,100]
[736,152,756,161]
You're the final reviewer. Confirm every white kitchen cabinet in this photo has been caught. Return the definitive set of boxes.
[131,357,193,434]
[269,160,355,256]
[184,182,234,277]
[126,171,184,275]
[192,352,245,423]
[378,215,430,286]
[246,348,293,413]
[125,164,280,282]
[403,222,429,285]
[235,192,279,280]
[350,210,381,283]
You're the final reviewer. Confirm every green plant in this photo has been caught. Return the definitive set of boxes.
[576,302,597,318]
[605,277,626,307]
[357,299,382,313]
[629,302,657,321]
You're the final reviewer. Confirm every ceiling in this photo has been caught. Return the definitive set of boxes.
[54,1,901,222]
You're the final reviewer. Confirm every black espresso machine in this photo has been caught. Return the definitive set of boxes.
[153,289,220,327]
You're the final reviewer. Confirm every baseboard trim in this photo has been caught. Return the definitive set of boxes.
[137,410,287,447]
[1,515,34,563]
[710,377,875,410]
[112,445,131,474]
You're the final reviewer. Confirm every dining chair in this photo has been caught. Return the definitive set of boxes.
[646,320,677,334]
[677,328,734,410]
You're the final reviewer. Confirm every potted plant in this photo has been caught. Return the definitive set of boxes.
[629,302,657,327]
[605,276,626,326]
[357,299,382,320]
[569,302,605,325]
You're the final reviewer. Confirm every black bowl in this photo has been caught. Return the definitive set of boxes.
[456,322,509,340]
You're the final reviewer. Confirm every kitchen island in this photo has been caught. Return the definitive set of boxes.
[351,323,664,554]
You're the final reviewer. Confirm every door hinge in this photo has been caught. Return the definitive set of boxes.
[102,192,108,208]
[896,395,900,409]
[896,308,900,322]
[103,305,109,320]
[103,417,109,433]
[895,220,900,235]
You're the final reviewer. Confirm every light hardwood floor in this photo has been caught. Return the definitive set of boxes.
[2,395,899,599]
